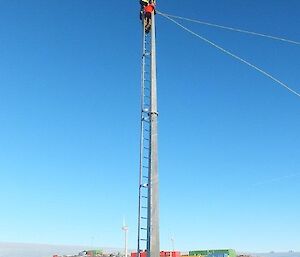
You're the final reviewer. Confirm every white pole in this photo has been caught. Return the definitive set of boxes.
[122,219,129,257]
[125,228,128,257]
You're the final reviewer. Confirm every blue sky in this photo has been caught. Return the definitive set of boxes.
[0,0,299,253]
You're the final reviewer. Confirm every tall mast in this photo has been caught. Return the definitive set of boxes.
[148,6,159,257]
[137,1,160,257]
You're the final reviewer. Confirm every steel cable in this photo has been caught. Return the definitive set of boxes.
[158,11,300,46]
[158,11,300,98]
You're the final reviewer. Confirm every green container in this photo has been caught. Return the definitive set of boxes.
[189,249,236,257]
[86,249,103,256]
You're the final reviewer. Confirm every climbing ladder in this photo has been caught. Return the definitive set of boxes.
[137,19,152,257]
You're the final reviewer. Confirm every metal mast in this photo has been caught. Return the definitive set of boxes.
[137,2,160,257]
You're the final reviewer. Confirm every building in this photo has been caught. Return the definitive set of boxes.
[131,251,181,257]
[189,249,237,257]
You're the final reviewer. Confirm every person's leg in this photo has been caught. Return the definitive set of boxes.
[144,13,149,27]
[145,18,149,31]
[146,13,152,32]
[145,13,151,27]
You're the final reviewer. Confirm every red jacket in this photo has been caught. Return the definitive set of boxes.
[144,4,155,13]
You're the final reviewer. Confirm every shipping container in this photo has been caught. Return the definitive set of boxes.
[131,250,181,257]
[189,249,236,257]
[161,251,180,257]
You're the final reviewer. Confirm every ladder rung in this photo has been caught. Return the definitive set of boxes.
[142,206,147,209]
[141,228,147,230]
[143,156,149,159]
[143,147,149,150]
[142,196,148,199]
[144,138,149,141]
[143,175,148,178]
[140,239,147,241]
[141,217,147,219]
[142,166,148,169]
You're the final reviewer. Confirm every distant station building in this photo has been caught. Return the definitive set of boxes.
[131,251,181,257]
[53,249,104,257]
[131,249,236,257]
[189,249,237,257]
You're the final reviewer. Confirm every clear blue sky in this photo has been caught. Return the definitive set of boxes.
[0,0,299,253]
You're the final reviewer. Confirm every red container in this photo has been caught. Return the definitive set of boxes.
[132,251,181,257]
[172,252,181,257]
[160,251,180,257]
[132,251,147,257]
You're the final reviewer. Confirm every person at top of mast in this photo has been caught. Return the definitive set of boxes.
[144,2,155,13]
[144,2,156,33]
[139,0,149,20]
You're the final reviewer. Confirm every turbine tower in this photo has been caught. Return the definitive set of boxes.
[122,218,129,257]
[171,235,175,252]
[137,1,160,257]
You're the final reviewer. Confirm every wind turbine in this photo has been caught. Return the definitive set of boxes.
[170,235,175,252]
[170,235,175,257]
[122,218,129,257]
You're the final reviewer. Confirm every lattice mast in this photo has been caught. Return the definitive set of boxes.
[137,1,160,257]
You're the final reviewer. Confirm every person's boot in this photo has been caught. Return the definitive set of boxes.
[145,24,151,34]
